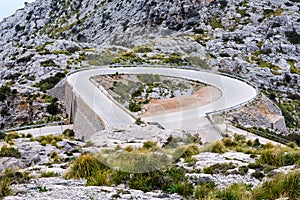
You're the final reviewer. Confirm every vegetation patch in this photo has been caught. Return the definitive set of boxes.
[0,145,21,158]
[33,72,65,92]
[285,30,300,44]
[203,162,237,175]
[66,152,194,197]
[30,134,65,148]
[252,170,300,199]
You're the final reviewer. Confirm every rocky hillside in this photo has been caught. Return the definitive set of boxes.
[0,126,299,199]
[0,0,299,133]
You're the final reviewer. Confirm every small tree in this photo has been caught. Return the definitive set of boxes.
[47,103,59,115]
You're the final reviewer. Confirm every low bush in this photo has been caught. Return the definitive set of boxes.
[33,134,63,147]
[143,141,157,149]
[285,30,300,44]
[215,183,251,200]
[194,182,217,199]
[4,132,20,145]
[257,147,300,167]
[203,163,236,175]
[128,100,141,112]
[173,145,200,161]
[0,177,11,198]
[0,168,32,198]
[107,151,171,173]
[86,169,111,186]
[62,129,75,138]
[238,165,249,175]
[40,171,58,178]
[0,145,21,158]
[211,141,226,153]
[222,137,237,147]
[167,182,193,197]
[47,102,59,115]
[40,59,58,67]
[129,167,192,197]
[233,133,246,142]
[251,171,265,180]
[34,72,65,92]
[252,170,300,199]
[65,154,108,179]
[37,185,47,192]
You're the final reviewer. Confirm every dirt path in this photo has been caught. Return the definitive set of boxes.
[140,86,222,117]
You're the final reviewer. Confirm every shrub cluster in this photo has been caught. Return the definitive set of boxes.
[65,153,194,197]
[0,145,21,158]
[0,167,31,198]
[34,72,65,92]
[31,134,63,147]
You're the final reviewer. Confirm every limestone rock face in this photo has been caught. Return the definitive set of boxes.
[227,94,287,133]
[0,0,299,133]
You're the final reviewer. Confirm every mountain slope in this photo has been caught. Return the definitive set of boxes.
[0,0,299,133]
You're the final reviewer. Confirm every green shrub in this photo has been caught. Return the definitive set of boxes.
[215,183,251,200]
[285,30,300,44]
[251,171,265,180]
[111,170,130,185]
[128,100,141,112]
[203,163,236,175]
[164,54,184,65]
[34,72,65,92]
[211,141,226,153]
[37,185,48,192]
[233,133,246,142]
[0,177,11,198]
[182,145,200,158]
[40,171,58,178]
[0,168,32,198]
[143,141,157,149]
[129,174,153,192]
[123,146,133,152]
[47,102,59,115]
[65,154,108,179]
[238,166,249,175]
[194,182,217,199]
[107,151,171,173]
[63,129,75,138]
[50,151,58,158]
[167,182,193,197]
[40,59,58,67]
[253,138,261,147]
[257,148,300,167]
[286,142,298,149]
[0,145,21,158]
[86,169,111,186]
[34,134,63,147]
[173,145,200,161]
[222,137,237,147]
[128,166,192,197]
[252,170,300,199]
[4,132,20,143]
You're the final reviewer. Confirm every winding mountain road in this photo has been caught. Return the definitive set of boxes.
[67,67,257,131]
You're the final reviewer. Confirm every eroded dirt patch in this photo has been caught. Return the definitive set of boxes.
[141,86,221,117]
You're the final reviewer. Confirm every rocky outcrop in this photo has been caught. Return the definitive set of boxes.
[0,0,299,133]
[227,94,287,133]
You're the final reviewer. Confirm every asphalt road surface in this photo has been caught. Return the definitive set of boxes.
[67,67,257,130]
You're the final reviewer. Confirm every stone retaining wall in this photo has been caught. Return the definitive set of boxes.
[65,80,105,140]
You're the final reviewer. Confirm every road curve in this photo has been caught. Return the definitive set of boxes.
[67,67,257,130]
